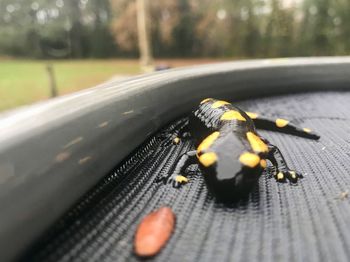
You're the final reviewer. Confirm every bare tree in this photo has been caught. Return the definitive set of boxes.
[136,0,153,70]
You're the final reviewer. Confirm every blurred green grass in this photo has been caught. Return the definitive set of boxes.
[0,59,141,112]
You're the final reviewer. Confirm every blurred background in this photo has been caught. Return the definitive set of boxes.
[0,0,349,112]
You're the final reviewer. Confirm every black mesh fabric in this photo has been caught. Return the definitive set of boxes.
[23,91,350,262]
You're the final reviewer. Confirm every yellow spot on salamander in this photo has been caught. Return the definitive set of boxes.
[260,159,267,168]
[277,172,284,180]
[246,132,269,153]
[212,100,230,108]
[175,175,188,183]
[173,137,180,144]
[197,132,220,154]
[303,128,311,133]
[290,171,297,179]
[199,152,218,167]
[276,118,289,128]
[239,152,261,168]
[200,98,212,104]
[220,110,246,121]
[246,112,259,119]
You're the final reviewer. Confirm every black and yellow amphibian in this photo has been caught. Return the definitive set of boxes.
[162,98,320,202]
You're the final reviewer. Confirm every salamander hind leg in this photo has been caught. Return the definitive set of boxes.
[266,144,302,183]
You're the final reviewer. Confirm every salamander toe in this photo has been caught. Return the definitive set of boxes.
[167,174,189,188]
[274,169,302,184]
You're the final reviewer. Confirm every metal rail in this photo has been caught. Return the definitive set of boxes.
[1,57,350,261]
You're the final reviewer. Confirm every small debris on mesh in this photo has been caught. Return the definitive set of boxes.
[134,207,175,257]
[173,137,180,144]
[335,191,349,200]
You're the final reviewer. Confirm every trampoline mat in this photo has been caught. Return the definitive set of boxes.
[23,91,350,262]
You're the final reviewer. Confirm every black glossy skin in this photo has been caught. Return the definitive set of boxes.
[161,98,320,202]
[189,100,262,201]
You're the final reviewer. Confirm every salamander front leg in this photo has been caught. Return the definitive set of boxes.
[167,150,197,188]
[267,144,302,183]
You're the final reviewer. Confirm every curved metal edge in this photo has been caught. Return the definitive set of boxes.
[0,57,350,261]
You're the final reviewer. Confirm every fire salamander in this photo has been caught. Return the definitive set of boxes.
[160,98,320,202]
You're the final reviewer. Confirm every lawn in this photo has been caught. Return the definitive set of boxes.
[0,59,141,112]
[0,58,227,112]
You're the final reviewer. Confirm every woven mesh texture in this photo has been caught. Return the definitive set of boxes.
[23,91,350,262]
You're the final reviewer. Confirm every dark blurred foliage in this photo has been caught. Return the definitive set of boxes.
[0,0,350,58]
[0,0,115,58]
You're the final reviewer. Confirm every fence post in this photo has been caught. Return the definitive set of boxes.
[46,63,58,98]
[137,0,154,72]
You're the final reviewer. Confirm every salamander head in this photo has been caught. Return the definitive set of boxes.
[198,133,264,202]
